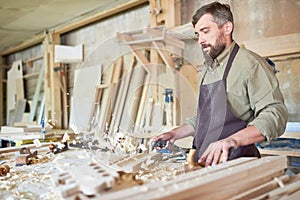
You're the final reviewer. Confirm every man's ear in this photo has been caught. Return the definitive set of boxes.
[224,22,233,35]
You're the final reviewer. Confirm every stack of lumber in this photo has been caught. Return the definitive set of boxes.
[70,27,189,140]
[50,155,300,199]
[100,156,300,200]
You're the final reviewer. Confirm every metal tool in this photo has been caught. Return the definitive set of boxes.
[151,139,187,161]
[151,139,167,151]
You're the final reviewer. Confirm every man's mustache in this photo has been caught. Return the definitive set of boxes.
[202,44,211,49]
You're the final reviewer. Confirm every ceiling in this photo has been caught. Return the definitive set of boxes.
[0,0,121,53]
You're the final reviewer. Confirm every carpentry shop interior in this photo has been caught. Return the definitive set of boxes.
[0,0,300,199]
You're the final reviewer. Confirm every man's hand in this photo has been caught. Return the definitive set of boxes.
[152,132,175,149]
[198,138,238,167]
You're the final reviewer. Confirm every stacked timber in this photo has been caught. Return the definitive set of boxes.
[51,155,300,199]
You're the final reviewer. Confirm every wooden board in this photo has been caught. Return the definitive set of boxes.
[243,33,300,57]
[101,156,287,200]
[119,64,146,132]
[51,162,119,197]
[69,65,102,133]
[7,60,24,125]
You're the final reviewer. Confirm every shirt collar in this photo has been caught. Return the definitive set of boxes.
[204,41,236,69]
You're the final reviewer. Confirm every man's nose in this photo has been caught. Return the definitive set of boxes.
[198,34,205,45]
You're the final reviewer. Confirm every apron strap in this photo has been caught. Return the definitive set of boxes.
[223,44,240,86]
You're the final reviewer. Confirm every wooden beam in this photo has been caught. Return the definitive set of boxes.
[101,156,287,199]
[54,0,148,35]
[117,32,151,74]
[259,148,300,157]
[231,174,290,199]
[24,55,44,67]
[243,33,300,57]
[44,32,62,128]
[109,55,136,135]
[255,174,300,199]
[0,34,45,56]
[152,41,175,68]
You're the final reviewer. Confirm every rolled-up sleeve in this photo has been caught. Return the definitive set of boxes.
[247,61,288,145]
[184,115,197,130]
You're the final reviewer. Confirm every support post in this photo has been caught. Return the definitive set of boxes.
[44,32,62,128]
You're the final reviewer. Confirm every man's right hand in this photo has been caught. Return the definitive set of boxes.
[152,124,195,149]
[152,131,176,149]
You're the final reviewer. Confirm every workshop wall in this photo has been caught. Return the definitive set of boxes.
[61,4,150,97]
[2,0,299,126]
[3,45,44,123]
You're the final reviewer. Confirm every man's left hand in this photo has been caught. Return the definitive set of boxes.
[198,138,237,167]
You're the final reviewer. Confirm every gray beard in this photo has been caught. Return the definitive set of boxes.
[202,47,214,66]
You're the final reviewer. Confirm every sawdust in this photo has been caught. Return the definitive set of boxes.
[0,135,193,199]
[0,153,59,200]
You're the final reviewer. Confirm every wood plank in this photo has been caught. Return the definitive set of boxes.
[152,41,175,68]
[54,0,148,35]
[109,55,135,135]
[259,148,300,157]
[44,32,62,128]
[230,174,290,199]
[51,161,120,198]
[106,57,123,133]
[7,60,24,125]
[103,157,257,199]
[119,64,146,132]
[254,175,300,199]
[146,157,286,200]
[134,75,151,133]
[101,156,287,200]
[23,72,39,80]
[282,189,300,200]
[0,34,44,56]
[70,65,102,132]
[24,55,43,67]
[117,32,152,74]
[28,67,44,122]
[171,23,196,40]
[13,99,27,123]
[97,63,116,132]
[146,27,185,49]
[0,142,52,155]
[243,33,300,57]
[61,64,68,129]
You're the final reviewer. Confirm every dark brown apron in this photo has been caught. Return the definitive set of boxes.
[192,44,260,161]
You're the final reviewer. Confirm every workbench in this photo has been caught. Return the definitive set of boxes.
[1,143,300,199]
[257,131,300,170]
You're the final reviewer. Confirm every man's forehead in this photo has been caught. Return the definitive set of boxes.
[194,14,216,30]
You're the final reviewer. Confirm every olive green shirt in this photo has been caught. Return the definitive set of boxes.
[185,41,288,145]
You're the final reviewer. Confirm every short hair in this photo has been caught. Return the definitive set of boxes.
[192,1,233,28]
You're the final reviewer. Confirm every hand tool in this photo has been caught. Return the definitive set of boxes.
[151,139,167,151]
[151,139,187,160]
